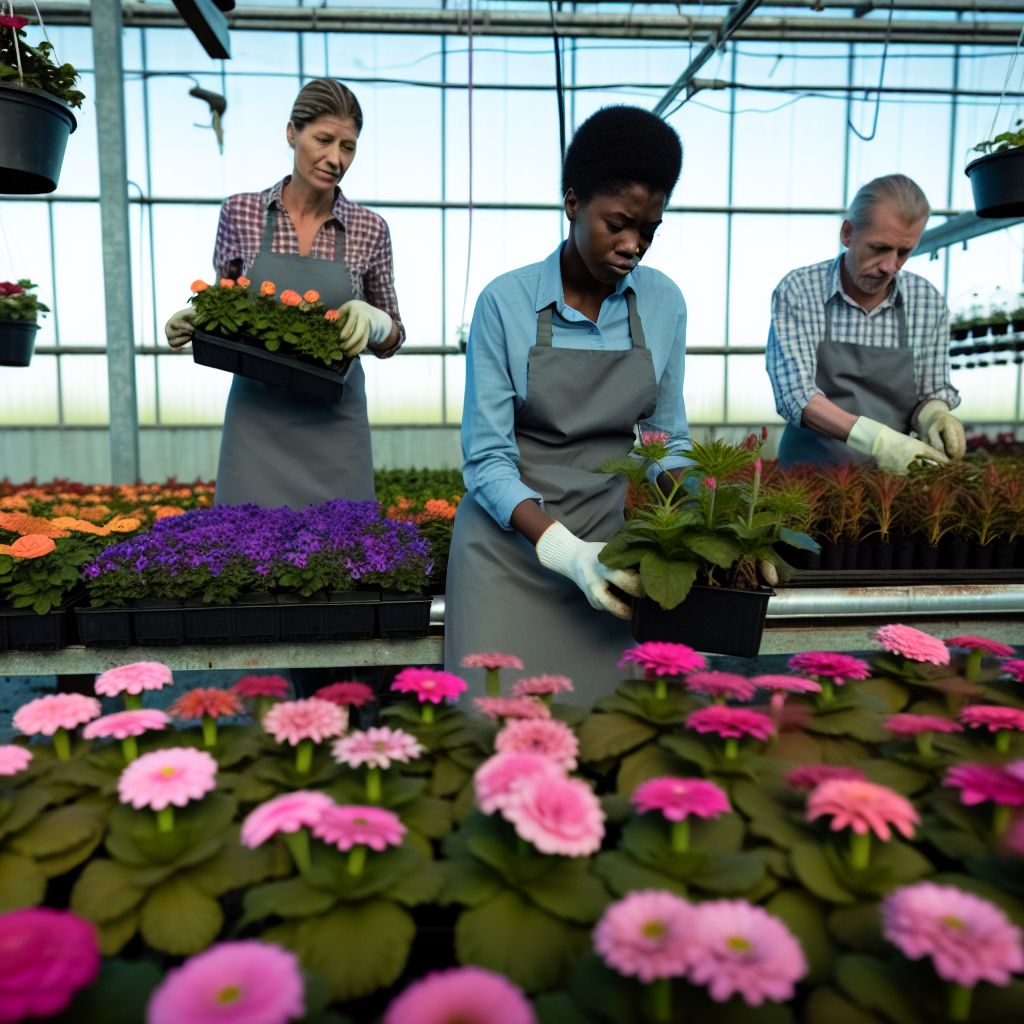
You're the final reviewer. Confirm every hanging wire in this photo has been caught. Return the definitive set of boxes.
[985,24,1024,146]
[548,0,567,165]
[847,0,895,143]
[457,0,475,343]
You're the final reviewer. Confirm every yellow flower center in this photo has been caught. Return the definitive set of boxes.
[216,984,242,1005]
[727,936,752,953]
[942,916,965,929]
[642,920,667,940]
[354,817,368,826]
[160,766,177,777]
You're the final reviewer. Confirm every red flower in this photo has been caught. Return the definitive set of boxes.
[0,281,26,296]
[0,15,29,29]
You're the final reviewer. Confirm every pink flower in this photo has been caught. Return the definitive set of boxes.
[686,900,808,1006]
[12,693,101,736]
[703,476,717,491]
[312,805,406,852]
[383,966,535,1024]
[263,698,347,746]
[494,718,579,770]
[315,681,375,707]
[117,747,218,811]
[593,890,694,982]
[882,883,1024,987]
[232,674,291,699]
[0,908,100,1022]
[686,706,776,741]
[885,713,963,737]
[331,727,423,770]
[685,671,757,702]
[0,745,32,776]
[473,752,565,815]
[640,431,670,446]
[944,764,1024,806]
[511,674,574,698]
[807,778,919,841]
[632,777,731,822]
[391,667,468,704]
[751,674,822,696]
[786,651,871,684]
[82,708,169,740]
[503,774,605,857]
[240,791,335,848]
[461,652,525,670]
[147,939,305,1024]
[95,660,173,697]
[168,688,243,721]
[945,635,1016,657]
[960,705,1024,733]
[619,642,706,678]
[474,696,551,721]
[1001,660,1024,683]
[785,764,868,790]
[875,624,951,665]
[1007,813,1024,855]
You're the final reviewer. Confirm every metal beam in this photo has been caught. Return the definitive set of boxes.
[170,0,231,59]
[912,211,1024,258]
[91,0,140,484]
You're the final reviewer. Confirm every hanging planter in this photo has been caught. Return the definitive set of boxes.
[0,317,39,366]
[0,280,48,366]
[965,121,1024,219]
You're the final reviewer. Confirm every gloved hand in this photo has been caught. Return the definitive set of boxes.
[337,299,393,357]
[847,416,949,475]
[535,521,643,620]
[164,307,195,349]
[913,399,966,459]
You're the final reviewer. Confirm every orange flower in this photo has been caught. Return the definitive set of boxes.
[0,544,13,556]
[154,506,186,520]
[324,309,340,322]
[303,290,320,303]
[420,499,457,521]
[279,290,302,307]
[219,278,235,289]
[106,517,142,533]
[260,281,276,297]
[191,279,209,293]
[0,512,69,538]
[236,276,251,288]
[10,534,57,559]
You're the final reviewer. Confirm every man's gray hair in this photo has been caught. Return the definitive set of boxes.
[846,174,930,229]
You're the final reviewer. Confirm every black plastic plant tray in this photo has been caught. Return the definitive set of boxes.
[1,604,76,651]
[377,592,433,640]
[192,328,352,402]
[76,605,134,647]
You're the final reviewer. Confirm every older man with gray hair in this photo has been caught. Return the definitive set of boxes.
[766,173,964,473]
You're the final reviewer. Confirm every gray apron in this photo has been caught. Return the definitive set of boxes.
[778,294,915,467]
[445,290,658,705]
[215,206,375,507]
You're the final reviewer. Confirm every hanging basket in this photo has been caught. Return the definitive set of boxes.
[0,318,39,366]
[0,82,77,194]
[965,146,1024,219]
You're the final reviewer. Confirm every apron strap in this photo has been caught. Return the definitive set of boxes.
[536,303,556,347]
[535,288,647,349]
[260,203,348,263]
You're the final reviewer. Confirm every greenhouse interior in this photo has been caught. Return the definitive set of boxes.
[1,0,1024,1021]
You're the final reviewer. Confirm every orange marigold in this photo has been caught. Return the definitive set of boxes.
[236,276,251,288]
[168,688,243,720]
[260,281,276,297]
[154,506,186,520]
[10,534,57,559]
[106,517,142,533]
[219,278,235,289]
[324,309,340,322]
[280,289,302,307]
[303,289,321,303]
[191,279,209,293]
[420,499,457,520]
[0,512,69,538]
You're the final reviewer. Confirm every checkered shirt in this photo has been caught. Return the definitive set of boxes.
[766,255,958,425]
[212,178,405,355]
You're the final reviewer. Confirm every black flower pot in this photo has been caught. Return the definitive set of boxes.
[943,539,970,571]
[819,542,846,571]
[377,591,432,639]
[75,604,133,647]
[872,541,894,570]
[277,593,329,642]
[631,586,774,658]
[0,83,77,194]
[0,319,39,367]
[916,543,941,570]
[183,599,235,643]
[990,322,1010,336]
[968,541,997,570]
[951,327,970,341]
[893,537,916,570]
[966,146,1024,218]
[229,593,281,643]
[970,324,989,339]
[132,598,186,645]
[1011,319,1024,334]
[842,542,864,570]
[994,539,1017,569]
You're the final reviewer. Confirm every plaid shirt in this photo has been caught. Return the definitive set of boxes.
[766,256,958,425]
[212,178,405,355]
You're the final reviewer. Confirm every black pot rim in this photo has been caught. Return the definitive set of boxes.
[965,145,1024,177]
[0,81,77,132]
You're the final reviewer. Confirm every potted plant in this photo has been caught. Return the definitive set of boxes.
[863,470,907,570]
[966,118,1024,218]
[0,12,83,193]
[598,433,818,657]
[188,277,354,401]
[1010,292,1024,334]
[0,279,48,366]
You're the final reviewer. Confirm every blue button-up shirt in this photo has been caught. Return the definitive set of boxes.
[765,255,959,426]
[462,244,692,530]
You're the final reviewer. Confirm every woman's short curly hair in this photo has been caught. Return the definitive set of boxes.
[561,105,683,203]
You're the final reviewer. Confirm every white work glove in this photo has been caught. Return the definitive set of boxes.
[535,521,643,620]
[913,400,966,459]
[847,416,949,475]
[337,299,393,357]
[164,307,195,349]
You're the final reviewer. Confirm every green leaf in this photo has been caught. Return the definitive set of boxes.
[438,857,505,908]
[388,856,443,907]
[139,874,225,955]
[778,526,820,551]
[9,801,106,859]
[0,786,51,840]
[594,850,686,897]
[70,859,147,924]
[658,733,715,771]
[520,858,610,923]
[615,742,682,794]
[578,712,656,763]
[182,827,287,897]
[859,758,931,796]
[690,851,766,895]
[804,987,883,1024]
[52,958,162,1024]
[790,842,856,904]
[534,992,596,1024]
[766,888,836,986]
[834,954,928,1024]
[0,852,46,911]
[827,903,888,955]
[242,876,338,924]
[639,550,698,610]
[456,888,590,992]
[95,911,139,956]
[683,532,744,567]
[400,794,453,840]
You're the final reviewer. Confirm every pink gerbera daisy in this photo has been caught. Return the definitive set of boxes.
[473,752,565,815]
[751,674,822,696]
[0,745,32,776]
[959,706,1024,755]
[593,890,694,982]
[168,688,243,721]
[685,671,757,703]
[686,706,775,742]
[331,727,423,770]
[263,698,347,746]
[494,718,579,770]
[511,675,574,698]
[885,714,963,737]
[147,940,305,1024]
[882,883,1024,988]
[632,777,730,822]
[806,778,919,842]
[312,805,406,852]
[391,667,468,704]
[474,696,551,721]
[503,774,605,857]
[945,635,1016,657]
[231,674,291,699]
[383,966,535,1024]
[315,681,375,707]
[13,693,101,736]
[875,624,951,665]
[686,900,808,1006]
[240,791,335,848]
[944,764,1024,807]
[786,652,871,684]
[619,642,707,678]
[785,764,868,790]
[94,661,173,698]
[461,652,525,671]
[82,708,169,740]
[1001,660,1024,683]
[117,747,218,812]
